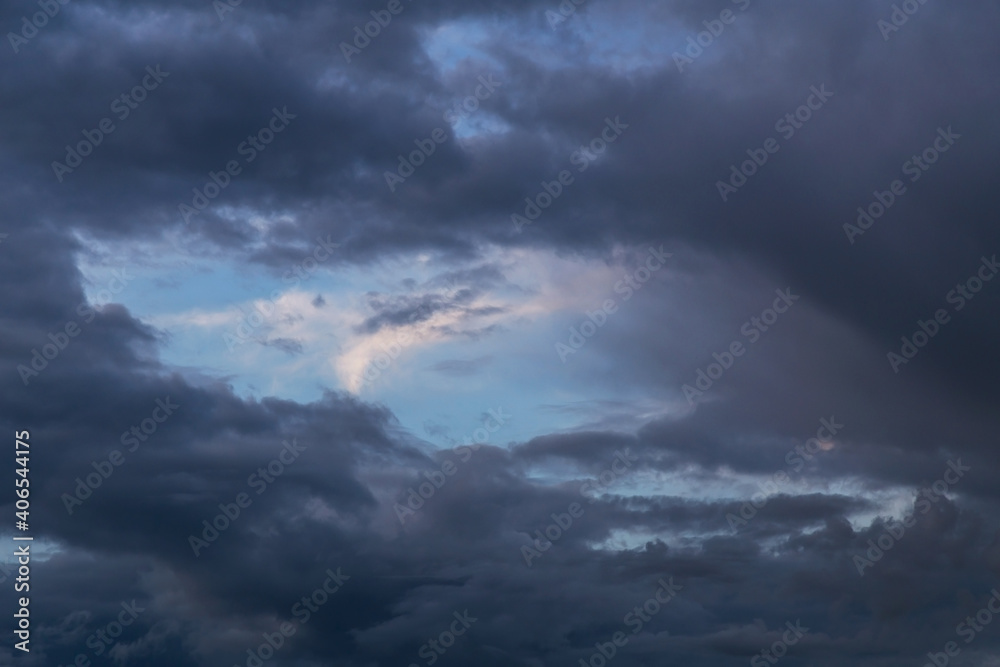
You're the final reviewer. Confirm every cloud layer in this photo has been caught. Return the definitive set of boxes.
[2,0,1000,665]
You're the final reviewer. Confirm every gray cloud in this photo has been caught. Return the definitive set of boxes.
[2,0,1000,665]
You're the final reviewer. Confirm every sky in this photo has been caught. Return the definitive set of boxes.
[1,0,1000,665]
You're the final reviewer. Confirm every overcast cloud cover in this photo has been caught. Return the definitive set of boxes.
[1,0,1000,665]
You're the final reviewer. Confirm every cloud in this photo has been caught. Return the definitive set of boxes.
[425,355,494,376]
[3,0,1000,665]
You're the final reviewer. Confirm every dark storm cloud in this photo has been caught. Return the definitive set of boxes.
[3,0,1000,665]
[2,0,994,403]
[513,430,637,468]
